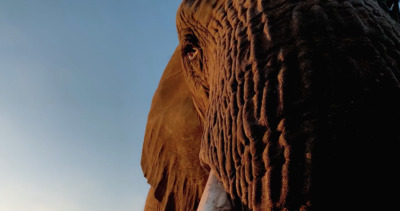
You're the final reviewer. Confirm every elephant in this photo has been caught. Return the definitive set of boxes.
[141,0,400,210]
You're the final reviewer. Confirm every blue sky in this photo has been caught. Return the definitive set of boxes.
[0,0,182,210]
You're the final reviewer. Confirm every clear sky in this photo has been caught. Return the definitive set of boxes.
[0,0,182,210]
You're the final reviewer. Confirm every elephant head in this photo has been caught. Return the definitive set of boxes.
[142,0,400,210]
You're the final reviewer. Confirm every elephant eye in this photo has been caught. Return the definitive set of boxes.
[184,45,199,61]
[187,49,198,60]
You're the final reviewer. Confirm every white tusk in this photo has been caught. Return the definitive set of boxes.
[197,170,233,211]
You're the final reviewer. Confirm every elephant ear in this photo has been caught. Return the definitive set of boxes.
[141,46,208,210]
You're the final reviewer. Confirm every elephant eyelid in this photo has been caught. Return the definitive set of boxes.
[182,32,201,61]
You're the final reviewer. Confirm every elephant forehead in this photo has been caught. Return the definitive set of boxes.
[177,0,224,35]
[179,0,221,17]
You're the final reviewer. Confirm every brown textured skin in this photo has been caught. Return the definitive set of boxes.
[143,0,400,210]
[144,187,162,210]
[141,47,208,211]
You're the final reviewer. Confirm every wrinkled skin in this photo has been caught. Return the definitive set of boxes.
[142,0,400,210]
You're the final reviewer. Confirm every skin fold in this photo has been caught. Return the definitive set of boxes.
[142,0,400,210]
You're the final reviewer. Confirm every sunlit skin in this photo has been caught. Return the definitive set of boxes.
[142,0,400,210]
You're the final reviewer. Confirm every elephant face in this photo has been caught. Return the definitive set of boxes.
[142,0,400,210]
[173,0,400,210]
